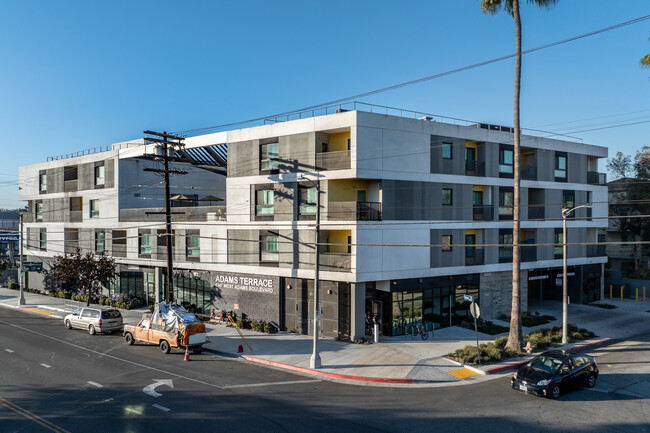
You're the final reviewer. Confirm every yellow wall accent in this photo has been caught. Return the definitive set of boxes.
[465,140,478,149]
[329,131,350,152]
[472,185,485,192]
[465,229,478,236]
[329,230,351,253]
[328,179,368,202]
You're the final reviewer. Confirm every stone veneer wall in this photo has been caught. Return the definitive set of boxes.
[479,270,528,319]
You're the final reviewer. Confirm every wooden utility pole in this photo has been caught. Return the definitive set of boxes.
[143,130,187,303]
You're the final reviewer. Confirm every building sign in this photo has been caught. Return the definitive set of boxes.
[529,275,549,281]
[0,234,20,242]
[214,274,274,294]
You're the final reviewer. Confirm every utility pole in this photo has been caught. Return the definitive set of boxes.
[143,131,187,304]
[18,211,25,306]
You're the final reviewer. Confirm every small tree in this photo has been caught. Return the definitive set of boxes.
[0,257,16,272]
[47,248,116,306]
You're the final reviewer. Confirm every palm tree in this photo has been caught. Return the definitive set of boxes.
[481,0,557,353]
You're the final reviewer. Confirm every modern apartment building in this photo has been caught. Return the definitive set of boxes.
[19,103,608,341]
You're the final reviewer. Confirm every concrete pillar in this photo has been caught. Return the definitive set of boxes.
[350,282,365,341]
[600,263,605,301]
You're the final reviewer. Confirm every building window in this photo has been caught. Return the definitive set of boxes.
[139,233,152,255]
[499,148,514,174]
[562,190,575,209]
[554,228,563,258]
[95,231,105,252]
[299,186,317,214]
[555,152,567,181]
[442,188,453,206]
[39,172,47,193]
[442,235,452,251]
[499,230,513,261]
[499,189,514,217]
[260,235,279,262]
[90,200,99,218]
[39,229,47,251]
[442,142,452,159]
[64,165,78,181]
[256,189,274,215]
[260,142,279,171]
[186,233,200,258]
[95,163,105,187]
[35,201,43,221]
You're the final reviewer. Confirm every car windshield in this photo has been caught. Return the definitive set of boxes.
[527,355,563,373]
[101,310,122,319]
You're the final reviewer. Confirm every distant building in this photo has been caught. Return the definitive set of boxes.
[19,103,608,340]
[0,210,20,259]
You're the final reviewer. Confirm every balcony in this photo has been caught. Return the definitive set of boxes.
[64,180,78,192]
[465,248,485,266]
[319,252,351,272]
[69,210,83,223]
[521,164,537,181]
[587,171,607,185]
[472,205,493,221]
[465,159,485,177]
[120,206,226,223]
[528,206,545,220]
[327,201,381,221]
[499,247,513,263]
[587,245,607,257]
[521,245,537,262]
[112,244,127,258]
[316,150,351,171]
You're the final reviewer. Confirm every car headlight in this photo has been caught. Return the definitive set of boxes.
[537,379,551,386]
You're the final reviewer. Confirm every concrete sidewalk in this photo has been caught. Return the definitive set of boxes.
[1,286,648,387]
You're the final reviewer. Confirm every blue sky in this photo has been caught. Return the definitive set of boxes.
[1,0,648,208]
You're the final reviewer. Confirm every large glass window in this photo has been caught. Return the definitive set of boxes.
[499,189,514,217]
[139,233,152,255]
[256,189,274,215]
[442,142,452,159]
[554,228,563,258]
[39,172,47,192]
[299,186,317,214]
[499,148,514,174]
[563,190,575,218]
[186,234,200,258]
[90,199,99,218]
[555,152,567,180]
[260,143,279,171]
[260,235,279,262]
[442,235,452,251]
[35,201,43,221]
[39,229,47,251]
[442,188,453,206]
[499,230,513,261]
[95,231,105,252]
[95,164,105,187]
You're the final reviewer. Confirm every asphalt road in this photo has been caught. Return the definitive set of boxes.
[0,307,648,433]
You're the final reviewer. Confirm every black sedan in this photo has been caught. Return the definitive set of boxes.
[511,350,598,399]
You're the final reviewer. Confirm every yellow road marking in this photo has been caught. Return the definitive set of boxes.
[23,307,56,316]
[449,367,479,379]
[0,396,71,433]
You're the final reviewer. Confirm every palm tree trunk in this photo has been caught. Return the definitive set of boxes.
[506,0,524,353]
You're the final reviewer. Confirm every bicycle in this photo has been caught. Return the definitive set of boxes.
[410,321,428,340]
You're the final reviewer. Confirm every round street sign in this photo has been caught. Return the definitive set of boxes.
[470,302,480,319]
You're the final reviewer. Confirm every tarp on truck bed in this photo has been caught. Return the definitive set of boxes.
[151,302,202,333]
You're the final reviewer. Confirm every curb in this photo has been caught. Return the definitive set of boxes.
[483,338,613,375]
[242,355,415,384]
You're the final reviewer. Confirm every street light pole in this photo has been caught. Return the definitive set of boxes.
[561,204,592,345]
[299,175,322,369]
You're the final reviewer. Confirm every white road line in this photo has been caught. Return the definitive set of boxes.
[87,381,103,388]
[152,404,170,412]
[5,349,14,353]
[40,363,51,368]
[222,379,321,389]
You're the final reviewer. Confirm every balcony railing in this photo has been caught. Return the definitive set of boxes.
[465,160,485,177]
[521,245,537,262]
[69,210,82,223]
[528,206,545,220]
[472,205,493,221]
[64,180,78,192]
[328,201,381,221]
[319,252,351,272]
[465,248,485,266]
[587,171,607,185]
[521,164,537,181]
[316,150,351,171]
[499,247,513,263]
[587,244,607,257]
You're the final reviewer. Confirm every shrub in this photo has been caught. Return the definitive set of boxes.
[7,281,19,290]
[263,322,278,334]
[494,336,508,349]
[353,337,370,345]
[236,318,251,329]
[251,319,265,332]
[458,318,509,335]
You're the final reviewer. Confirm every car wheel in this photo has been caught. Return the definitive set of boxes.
[125,333,134,345]
[65,320,72,330]
[88,325,96,335]
[549,385,560,399]
[192,346,203,354]
[160,340,170,354]
[586,374,597,388]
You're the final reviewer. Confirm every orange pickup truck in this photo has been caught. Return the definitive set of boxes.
[123,316,207,354]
